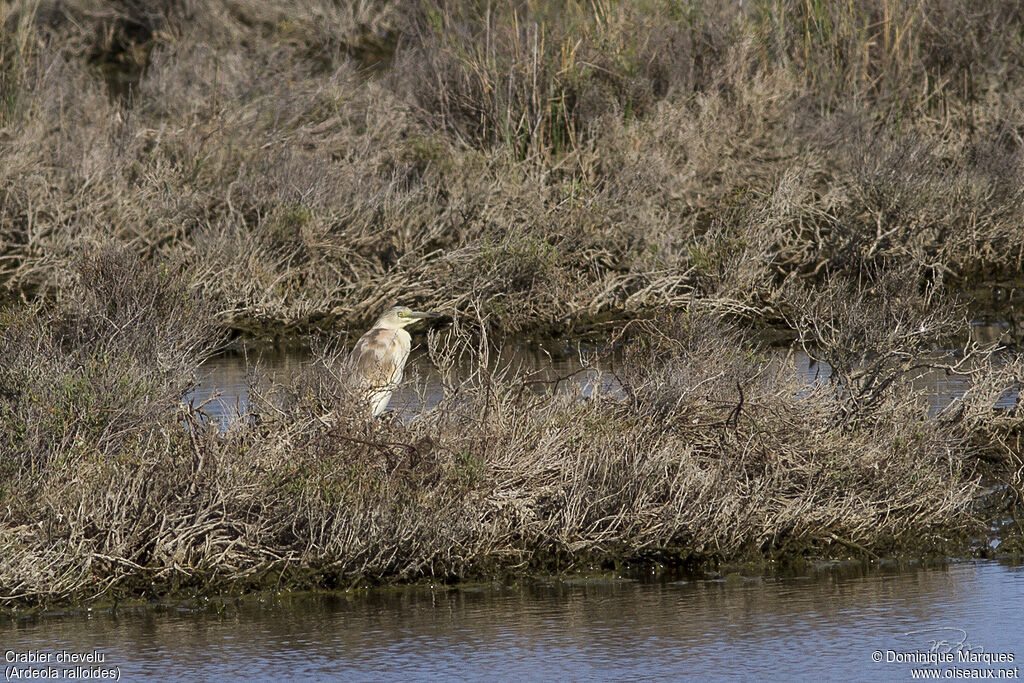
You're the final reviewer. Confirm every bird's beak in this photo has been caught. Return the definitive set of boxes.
[409,311,442,320]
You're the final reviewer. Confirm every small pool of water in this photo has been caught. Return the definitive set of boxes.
[187,340,618,423]
[3,561,1021,681]
[187,325,1019,424]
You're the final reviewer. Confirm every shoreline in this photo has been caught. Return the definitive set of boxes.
[5,552,1021,617]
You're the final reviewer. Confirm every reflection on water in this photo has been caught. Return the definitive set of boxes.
[188,325,1019,424]
[187,342,615,423]
[789,323,1020,415]
[187,346,313,422]
[2,561,1021,681]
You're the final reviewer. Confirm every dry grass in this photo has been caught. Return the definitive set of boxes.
[0,0,1022,334]
[0,250,1021,608]
[2,0,1024,608]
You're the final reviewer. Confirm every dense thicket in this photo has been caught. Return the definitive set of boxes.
[0,249,1020,608]
[2,0,1023,334]
[1,1,1023,608]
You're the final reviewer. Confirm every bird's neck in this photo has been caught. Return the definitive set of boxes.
[373,320,409,331]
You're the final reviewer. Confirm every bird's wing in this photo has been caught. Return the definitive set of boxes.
[349,329,402,388]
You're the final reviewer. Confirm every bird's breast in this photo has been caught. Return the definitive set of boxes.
[394,328,412,356]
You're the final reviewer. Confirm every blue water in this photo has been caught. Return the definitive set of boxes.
[3,561,1021,681]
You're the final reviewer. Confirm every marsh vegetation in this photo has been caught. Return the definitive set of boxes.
[1,0,1023,607]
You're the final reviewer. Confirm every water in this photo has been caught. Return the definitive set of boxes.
[3,561,1021,681]
[187,341,616,423]
[188,325,1019,424]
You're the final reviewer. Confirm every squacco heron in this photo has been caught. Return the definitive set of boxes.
[349,306,441,416]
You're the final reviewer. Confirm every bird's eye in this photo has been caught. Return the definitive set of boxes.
[399,311,408,317]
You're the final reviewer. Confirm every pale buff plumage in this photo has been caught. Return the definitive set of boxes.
[349,306,440,416]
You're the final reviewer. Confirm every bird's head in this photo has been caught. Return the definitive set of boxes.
[374,306,442,330]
